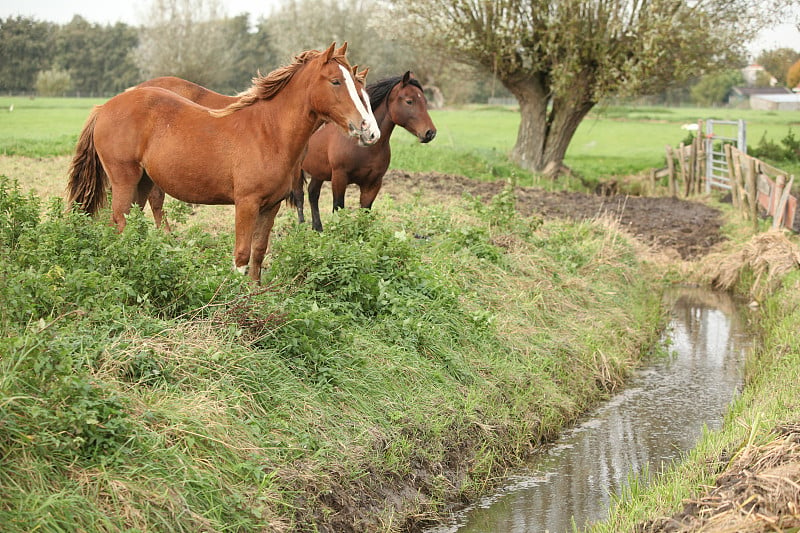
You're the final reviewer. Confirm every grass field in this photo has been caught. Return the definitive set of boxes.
[2,96,799,183]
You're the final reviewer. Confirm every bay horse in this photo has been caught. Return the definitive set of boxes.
[66,43,380,282]
[293,71,436,231]
[132,68,370,232]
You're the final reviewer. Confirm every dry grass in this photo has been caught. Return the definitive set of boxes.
[639,423,800,532]
[694,231,800,300]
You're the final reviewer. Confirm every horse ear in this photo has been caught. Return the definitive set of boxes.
[357,68,369,84]
[402,71,412,86]
[351,65,358,76]
[336,42,348,57]
[324,42,336,62]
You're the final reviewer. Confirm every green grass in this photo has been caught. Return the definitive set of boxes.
[0,97,106,157]
[4,96,800,181]
[392,104,800,183]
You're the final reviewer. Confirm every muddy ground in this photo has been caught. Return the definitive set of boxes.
[380,170,727,259]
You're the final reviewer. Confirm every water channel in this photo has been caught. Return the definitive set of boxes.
[426,286,754,533]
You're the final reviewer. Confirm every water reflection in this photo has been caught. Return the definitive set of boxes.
[427,287,752,533]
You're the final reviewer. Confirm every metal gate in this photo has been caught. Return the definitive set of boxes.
[705,119,746,192]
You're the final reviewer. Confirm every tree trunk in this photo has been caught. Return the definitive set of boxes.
[509,78,548,172]
[508,77,595,175]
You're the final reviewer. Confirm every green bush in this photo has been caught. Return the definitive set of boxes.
[749,128,800,163]
[0,334,133,460]
[0,180,239,329]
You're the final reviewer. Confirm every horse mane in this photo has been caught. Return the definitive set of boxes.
[367,75,424,109]
[212,49,349,117]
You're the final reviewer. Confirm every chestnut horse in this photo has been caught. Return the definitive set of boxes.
[131,76,239,231]
[294,71,436,231]
[66,43,380,282]
[133,68,371,231]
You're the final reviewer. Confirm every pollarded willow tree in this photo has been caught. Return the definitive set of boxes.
[389,0,790,175]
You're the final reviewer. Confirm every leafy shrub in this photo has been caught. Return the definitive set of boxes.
[0,334,133,460]
[0,183,237,328]
[0,177,40,249]
[749,129,800,163]
[267,209,456,321]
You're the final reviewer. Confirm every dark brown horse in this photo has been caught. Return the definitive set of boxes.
[66,43,380,282]
[294,71,436,231]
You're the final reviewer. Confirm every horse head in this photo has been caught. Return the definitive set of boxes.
[389,71,437,144]
[311,42,380,146]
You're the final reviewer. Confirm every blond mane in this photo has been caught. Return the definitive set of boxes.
[211,48,350,117]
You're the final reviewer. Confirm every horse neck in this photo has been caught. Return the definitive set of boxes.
[373,99,397,144]
[250,86,321,157]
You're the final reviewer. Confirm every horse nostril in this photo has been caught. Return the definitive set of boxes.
[423,130,436,143]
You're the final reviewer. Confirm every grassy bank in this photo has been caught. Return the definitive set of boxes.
[0,175,664,531]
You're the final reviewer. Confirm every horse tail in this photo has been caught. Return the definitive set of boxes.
[66,107,108,216]
[286,168,308,209]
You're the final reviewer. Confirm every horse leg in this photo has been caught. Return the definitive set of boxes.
[308,177,324,232]
[330,172,347,212]
[147,186,172,232]
[135,176,154,214]
[292,169,306,224]
[248,203,281,283]
[106,165,143,232]
[359,178,383,210]
[233,198,259,277]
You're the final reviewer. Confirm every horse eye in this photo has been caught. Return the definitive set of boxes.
[331,79,342,86]
[406,99,413,105]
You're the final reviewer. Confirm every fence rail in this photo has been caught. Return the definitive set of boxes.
[653,136,797,232]
[727,146,797,232]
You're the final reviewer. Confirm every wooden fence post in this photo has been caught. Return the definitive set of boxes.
[724,144,739,209]
[732,149,748,219]
[665,145,676,197]
[686,141,695,197]
[775,175,794,229]
[678,142,687,195]
[747,156,758,232]
[695,120,704,195]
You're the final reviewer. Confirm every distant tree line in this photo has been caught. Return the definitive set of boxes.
[0,0,514,104]
[1,0,797,110]
[0,13,277,97]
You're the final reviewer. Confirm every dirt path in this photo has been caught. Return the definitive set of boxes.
[381,170,726,259]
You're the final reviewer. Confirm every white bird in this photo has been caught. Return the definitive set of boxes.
[680,123,699,131]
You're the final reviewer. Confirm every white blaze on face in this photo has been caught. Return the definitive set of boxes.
[362,88,373,118]
[339,64,380,141]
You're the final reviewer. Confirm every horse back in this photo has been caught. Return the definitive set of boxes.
[93,87,242,203]
[135,76,236,109]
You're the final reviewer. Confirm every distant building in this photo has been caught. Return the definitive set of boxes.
[750,93,800,111]
[730,86,792,108]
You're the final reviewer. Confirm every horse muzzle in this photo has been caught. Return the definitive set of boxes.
[419,129,437,144]
[351,120,380,146]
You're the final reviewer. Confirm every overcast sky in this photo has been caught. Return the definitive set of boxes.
[1,0,798,58]
[0,0,281,26]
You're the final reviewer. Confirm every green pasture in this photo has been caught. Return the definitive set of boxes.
[2,95,799,184]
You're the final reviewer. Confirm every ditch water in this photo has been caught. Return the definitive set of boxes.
[425,286,754,533]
